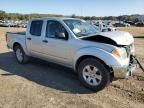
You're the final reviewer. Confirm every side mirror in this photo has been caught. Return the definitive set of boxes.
[55,32,68,40]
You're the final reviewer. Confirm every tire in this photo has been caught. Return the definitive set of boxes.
[14,45,29,64]
[78,58,110,92]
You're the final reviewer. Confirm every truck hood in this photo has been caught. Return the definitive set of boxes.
[97,31,134,45]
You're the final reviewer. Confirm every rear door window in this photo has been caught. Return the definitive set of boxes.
[30,20,43,36]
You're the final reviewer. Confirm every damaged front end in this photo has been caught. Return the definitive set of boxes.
[121,43,144,78]
[123,44,137,78]
[112,44,137,79]
[81,31,139,79]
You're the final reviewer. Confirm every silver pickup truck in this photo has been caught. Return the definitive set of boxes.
[6,18,136,91]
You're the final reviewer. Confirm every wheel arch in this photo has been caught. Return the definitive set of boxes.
[13,42,21,51]
[75,55,110,72]
[13,42,30,56]
[75,55,114,81]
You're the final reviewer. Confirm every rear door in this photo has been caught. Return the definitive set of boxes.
[26,20,44,57]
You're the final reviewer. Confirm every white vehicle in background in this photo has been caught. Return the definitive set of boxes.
[6,18,136,91]
[101,26,117,32]
[90,20,117,32]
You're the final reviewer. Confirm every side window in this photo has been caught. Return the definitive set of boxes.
[30,20,43,36]
[46,21,68,40]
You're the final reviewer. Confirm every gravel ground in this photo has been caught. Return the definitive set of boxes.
[0,27,144,108]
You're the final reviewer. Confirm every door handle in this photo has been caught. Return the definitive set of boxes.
[42,40,48,43]
[27,37,31,40]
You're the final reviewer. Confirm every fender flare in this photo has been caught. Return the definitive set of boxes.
[73,47,121,71]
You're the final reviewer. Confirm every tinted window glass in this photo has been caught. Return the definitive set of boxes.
[30,20,43,36]
[46,21,68,40]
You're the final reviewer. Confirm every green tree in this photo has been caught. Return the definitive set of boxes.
[84,16,91,20]
[91,16,96,20]
[71,14,76,18]
[24,15,30,20]
[0,10,6,20]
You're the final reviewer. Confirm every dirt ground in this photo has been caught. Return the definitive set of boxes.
[0,27,144,108]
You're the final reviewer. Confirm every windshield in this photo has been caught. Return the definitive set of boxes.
[64,19,98,37]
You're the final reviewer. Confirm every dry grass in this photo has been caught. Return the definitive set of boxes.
[117,27,144,37]
[0,27,24,41]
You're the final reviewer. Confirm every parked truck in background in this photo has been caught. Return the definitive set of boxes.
[6,18,136,91]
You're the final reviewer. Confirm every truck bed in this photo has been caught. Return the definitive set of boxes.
[6,31,26,49]
[6,31,26,35]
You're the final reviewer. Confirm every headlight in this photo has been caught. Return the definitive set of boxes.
[111,47,128,59]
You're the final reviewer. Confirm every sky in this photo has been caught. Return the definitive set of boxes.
[0,0,144,16]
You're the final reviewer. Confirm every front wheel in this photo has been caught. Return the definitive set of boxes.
[14,45,29,64]
[78,58,110,92]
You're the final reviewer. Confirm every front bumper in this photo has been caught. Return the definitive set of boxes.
[112,56,137,79]
[113,65,136,79]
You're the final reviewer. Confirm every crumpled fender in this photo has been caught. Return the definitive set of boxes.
[73,47,124,71]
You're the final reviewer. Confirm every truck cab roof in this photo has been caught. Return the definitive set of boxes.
[29,17,81,21]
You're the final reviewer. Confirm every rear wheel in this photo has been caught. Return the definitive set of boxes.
[78,58,110,91]
[14,45,29,64]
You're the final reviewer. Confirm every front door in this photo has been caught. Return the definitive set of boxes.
[42,20,70,65]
